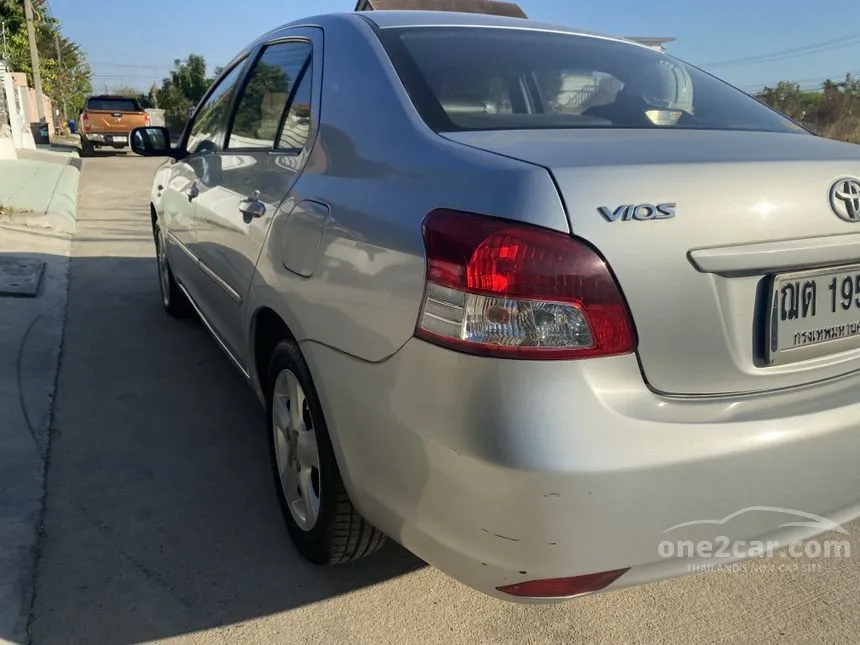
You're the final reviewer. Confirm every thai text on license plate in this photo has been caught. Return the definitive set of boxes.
[768,264,860,364]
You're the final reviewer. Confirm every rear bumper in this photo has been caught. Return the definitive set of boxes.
[303,338,860,602]
[81,132,129,145]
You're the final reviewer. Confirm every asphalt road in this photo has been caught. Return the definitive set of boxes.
[28,155,860,644]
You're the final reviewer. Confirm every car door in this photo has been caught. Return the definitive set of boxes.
[191,30,320,360]
[161,60,249,304]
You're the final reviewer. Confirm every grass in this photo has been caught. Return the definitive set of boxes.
[800,117,860,145]
[818,118,860,145]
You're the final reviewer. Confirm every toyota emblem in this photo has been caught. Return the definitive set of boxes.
[830,178,860,222]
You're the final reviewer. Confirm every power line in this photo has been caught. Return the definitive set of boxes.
[91,73,168,78]
[89,60,229,69]
[90,62,178,69]
[741,74,846,89]
[700,34,860,68]
[739,67,860,92]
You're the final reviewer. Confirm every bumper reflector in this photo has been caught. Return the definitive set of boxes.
[497,568,629,598]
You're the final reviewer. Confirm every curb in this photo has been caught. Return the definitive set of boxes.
[46,165,80,233]
[0,160,80,235]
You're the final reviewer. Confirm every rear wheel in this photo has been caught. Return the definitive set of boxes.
[153,220,190,318]
[266,339,385,564]
[79,137,94,157]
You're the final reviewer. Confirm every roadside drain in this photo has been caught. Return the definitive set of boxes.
[0,258,45,297]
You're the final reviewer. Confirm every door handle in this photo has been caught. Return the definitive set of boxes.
[239,190,266,219]
[187,183,199,201]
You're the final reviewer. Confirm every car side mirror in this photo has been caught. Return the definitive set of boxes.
[130,126,175,157]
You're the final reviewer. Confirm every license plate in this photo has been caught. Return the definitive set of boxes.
[767,264,860,364]
[112,135,126,143]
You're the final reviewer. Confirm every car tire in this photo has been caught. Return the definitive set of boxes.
[153,219,191,318]
[79,138,94,157]
[266,339,386,565]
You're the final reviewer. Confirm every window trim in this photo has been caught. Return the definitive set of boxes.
[222,37,313,154]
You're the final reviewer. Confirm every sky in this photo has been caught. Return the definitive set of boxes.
[48,0,860,94]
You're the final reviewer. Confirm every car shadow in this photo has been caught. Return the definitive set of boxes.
[91,149,132,158]
[24,250,427,644]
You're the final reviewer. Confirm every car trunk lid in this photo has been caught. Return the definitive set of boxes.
[442,128,860,395]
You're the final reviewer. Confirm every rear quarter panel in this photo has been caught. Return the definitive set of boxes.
[247,15,569,366]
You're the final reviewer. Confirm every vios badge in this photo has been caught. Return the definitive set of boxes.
[598,203,676,222]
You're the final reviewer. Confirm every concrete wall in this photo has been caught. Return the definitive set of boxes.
[145,108,165,127]
[11,72,55,133]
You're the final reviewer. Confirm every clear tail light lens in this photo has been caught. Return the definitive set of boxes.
[415,209,636,359]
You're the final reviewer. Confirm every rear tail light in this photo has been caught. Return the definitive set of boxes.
[497,568,629,598]
[144,114,151,126]
[415,209,636,359]
[81,112,88,132]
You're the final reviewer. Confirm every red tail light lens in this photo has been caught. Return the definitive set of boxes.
[497,568,629,598]
[415,209,636,359]
[144,114,151,126]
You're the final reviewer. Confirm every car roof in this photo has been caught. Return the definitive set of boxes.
[357,9,548,30]
[360,10,641,43]
[238,10,649,73]
[272,10,627,42]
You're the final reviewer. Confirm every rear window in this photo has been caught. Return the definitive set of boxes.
[86,98,141,112]
[379,27,806,134]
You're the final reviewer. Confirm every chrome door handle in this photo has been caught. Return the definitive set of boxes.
[187,183,199,201]
[239,190,266,219]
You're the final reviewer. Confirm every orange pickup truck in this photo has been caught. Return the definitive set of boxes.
[78,95,150,156]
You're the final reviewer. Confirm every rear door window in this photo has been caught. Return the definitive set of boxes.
[185,62,246,155]
[226,41,312,150]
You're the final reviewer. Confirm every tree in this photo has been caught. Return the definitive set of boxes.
[756,74,860,144]
[0,0,93,119]
[107,85,154,109]
[155,54,213,133]
[756,81,820,122]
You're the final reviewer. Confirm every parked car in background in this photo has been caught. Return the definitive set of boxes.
[131,10,860,603]
[78,95,150,156]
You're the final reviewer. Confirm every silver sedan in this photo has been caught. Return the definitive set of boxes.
[132,9,860,602]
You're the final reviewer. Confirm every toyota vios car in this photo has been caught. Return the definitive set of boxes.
[131,10,860,602]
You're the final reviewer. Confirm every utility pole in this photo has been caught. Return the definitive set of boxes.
[1,21,8,62]
[54,33,66,120]
[24,0,48,126]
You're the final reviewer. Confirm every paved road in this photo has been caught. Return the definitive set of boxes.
[28,155,860,644]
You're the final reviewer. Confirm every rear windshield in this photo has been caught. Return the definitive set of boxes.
[379,27,806,134]
[86,98,140,112]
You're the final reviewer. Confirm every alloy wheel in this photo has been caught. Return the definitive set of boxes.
[155,226,170,308]
[272,369,321,531]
